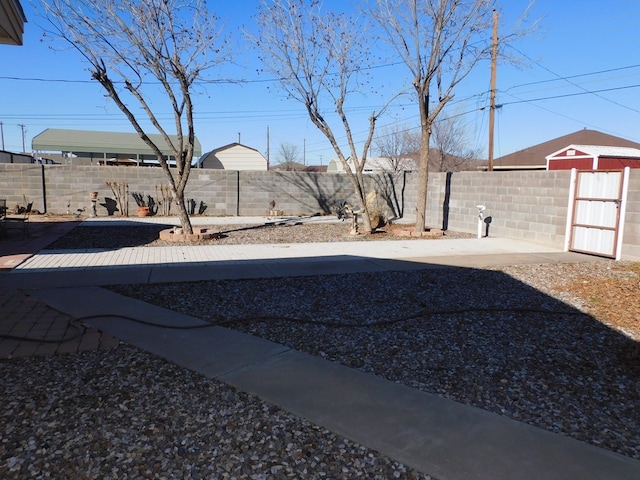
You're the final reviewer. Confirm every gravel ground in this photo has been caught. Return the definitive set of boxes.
[44,221,474,250]
[2,221,639,478]
[1,345,430,479]
[114,263,640,461]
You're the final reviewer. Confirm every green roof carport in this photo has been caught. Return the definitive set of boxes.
[32,128,202,158]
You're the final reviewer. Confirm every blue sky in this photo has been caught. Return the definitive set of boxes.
[1,0,639,165]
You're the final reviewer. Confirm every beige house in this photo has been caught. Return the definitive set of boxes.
[197,143,268,170]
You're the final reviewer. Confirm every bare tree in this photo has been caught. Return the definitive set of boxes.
[254,0,392,233]
[430,115,481,172]
[371,0,535,232]
[277,142,302,169]
[374,124,420,172]
[40,0,229,233]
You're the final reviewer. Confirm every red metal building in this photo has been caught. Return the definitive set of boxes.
[546,145,640,170]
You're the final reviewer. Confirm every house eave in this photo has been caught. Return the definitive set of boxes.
[0,0,26,46]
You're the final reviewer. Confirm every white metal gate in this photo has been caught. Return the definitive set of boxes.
[565,168,630,259]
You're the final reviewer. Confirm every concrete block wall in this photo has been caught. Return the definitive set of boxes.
[179,170,239,216]
[45,165,169,216]
[426,170,573,246]
[622,169,640,260]
[0,165,406,219]
[369,172,417,220]
[235,171,408,218]
[1,164,638,260]
[424,169,640,260]
[0,164,46,212]
[11,166,239,217]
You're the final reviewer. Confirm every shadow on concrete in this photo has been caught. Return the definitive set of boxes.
[5,250,637,460]
[0,218,81,269]
[44,220,175,250]
[3,249,639,478]
[130,260,640,460]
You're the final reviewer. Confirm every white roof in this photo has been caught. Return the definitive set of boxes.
[546,144,640,160]
[328,156,417,173]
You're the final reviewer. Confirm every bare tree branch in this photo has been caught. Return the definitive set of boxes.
[430,114,482,172]
[254,0,396,233]
[276,142,302,169]
[39,0,229,233]
[371,0,536,232]
[374,124,421,173]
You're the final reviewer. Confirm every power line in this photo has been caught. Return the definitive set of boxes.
[4,58,639,92]
[500,83,640,107]
[502,61,640,92]
[505,45,640,114]
[0,75,273,85]
[500,90,621,138]
[4,58,639,156]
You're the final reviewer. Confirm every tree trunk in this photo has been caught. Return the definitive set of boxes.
[414,107,431,233]
[174,191,193,234]
[360,203,373,233]
[351,171,373,234]
[414,158,428,232]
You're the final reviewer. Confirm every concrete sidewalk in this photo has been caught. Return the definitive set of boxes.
[31,284,640,480]
[1,216,638,479]
[4,229,594,288]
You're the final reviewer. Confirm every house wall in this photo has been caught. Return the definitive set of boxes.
[548,158,594,170]
[547,156,640,170]
[0,164,638,260]
[598,158,640,169]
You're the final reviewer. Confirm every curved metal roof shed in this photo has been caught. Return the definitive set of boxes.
[32,128,202,166]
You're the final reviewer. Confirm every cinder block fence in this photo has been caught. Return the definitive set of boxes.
[1,164,638,260]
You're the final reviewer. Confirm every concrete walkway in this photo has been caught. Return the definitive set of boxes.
[1,216,638,479]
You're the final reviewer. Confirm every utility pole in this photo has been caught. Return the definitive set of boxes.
[266,125,270,170]
[487,9,498,172]
[0,121,4,150]
[18,123,26,153]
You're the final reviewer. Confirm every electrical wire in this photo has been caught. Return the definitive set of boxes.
[504,45,640,114]
[0,319,84,344]
[0,306,587,344]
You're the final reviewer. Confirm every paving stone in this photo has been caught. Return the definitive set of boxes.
[0,340,18,358]
[34,342,59,356]
[10,342,39,358]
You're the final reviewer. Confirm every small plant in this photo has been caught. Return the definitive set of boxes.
[132,192,158,216]
[335,200,350,221]
[105,181,129,217]
[156,184,173,216]
[132,192,149,207]
[268,199,283,216]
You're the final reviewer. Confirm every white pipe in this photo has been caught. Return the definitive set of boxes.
[476,205,486,239]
